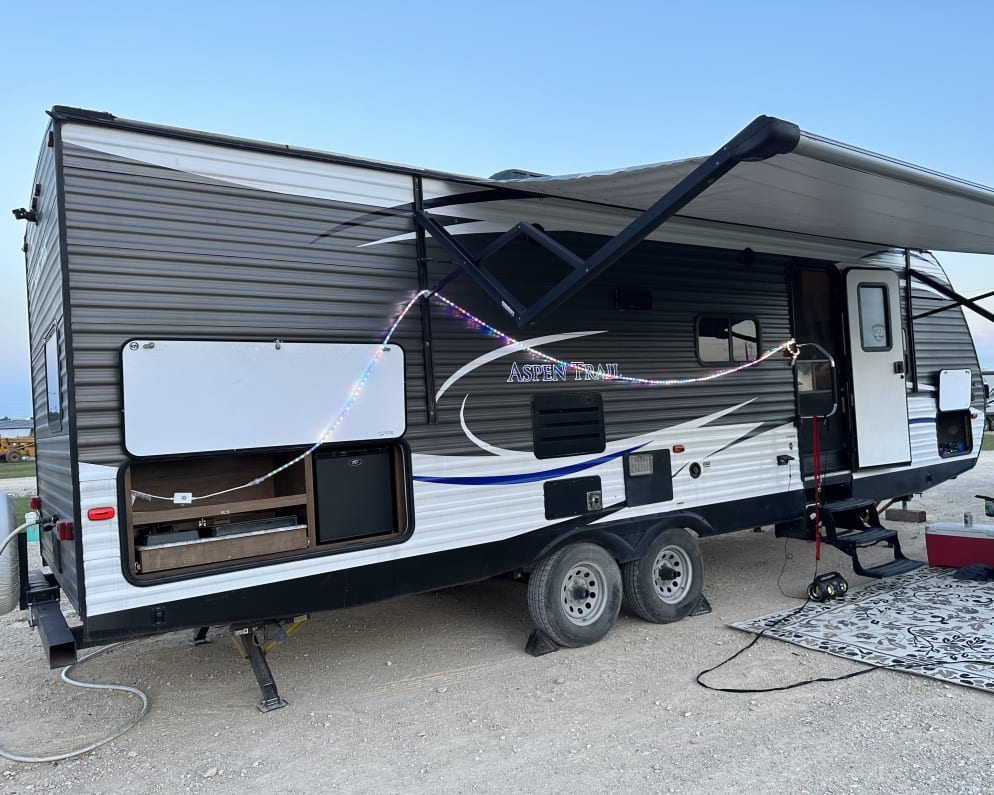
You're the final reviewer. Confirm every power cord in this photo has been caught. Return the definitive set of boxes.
[697,527,877,693]
[0,525,150,762]
[0,641,148,763]
[776,532,805,600]
[695,604,877,694]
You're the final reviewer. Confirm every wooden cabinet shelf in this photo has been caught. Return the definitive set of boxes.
[132,493,308,525]
[137,524,309,574]
[126,450,315,579]
[124,442,408,580]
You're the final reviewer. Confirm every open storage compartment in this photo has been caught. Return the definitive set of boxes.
[125,443,411,580]
[936,410,973,458]
[127,451,313,577]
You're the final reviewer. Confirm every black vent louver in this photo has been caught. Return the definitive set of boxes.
[531,393,606,460]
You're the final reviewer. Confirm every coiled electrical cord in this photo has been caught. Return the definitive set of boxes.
[0,525,149,762]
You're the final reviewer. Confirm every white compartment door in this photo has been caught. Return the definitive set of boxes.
[845,269,911,467]
[122,340,406,456]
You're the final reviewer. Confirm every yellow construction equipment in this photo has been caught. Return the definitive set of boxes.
[0,435,35,463]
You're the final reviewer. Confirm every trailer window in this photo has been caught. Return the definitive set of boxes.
[696,316,759,363]
[45,327,62,430]
[857,284,891,351]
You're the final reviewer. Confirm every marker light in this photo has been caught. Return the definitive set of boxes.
[87,507,116,521]
[56,520,74,541]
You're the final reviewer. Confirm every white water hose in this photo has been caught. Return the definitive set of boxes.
[0,494,149,761]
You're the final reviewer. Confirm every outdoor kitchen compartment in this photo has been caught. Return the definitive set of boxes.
[314,447,401,543]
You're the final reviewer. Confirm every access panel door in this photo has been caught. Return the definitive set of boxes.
[845,269,911,467]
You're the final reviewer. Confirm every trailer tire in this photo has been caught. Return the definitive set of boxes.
[5,451,22,464]
[527,542,622,648]
[622,528,703,623]
[0,493,20,615]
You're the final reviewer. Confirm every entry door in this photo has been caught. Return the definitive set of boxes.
[790,267,849,480]
[845,269,911,467]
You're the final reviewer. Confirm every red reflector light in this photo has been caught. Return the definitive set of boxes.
[30,496,42,511]
[56,520,74,541]
[87,507,116,521]
[672,445,686,454]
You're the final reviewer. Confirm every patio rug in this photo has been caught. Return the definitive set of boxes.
[734,567,994,691]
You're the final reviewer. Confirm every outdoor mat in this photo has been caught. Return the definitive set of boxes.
[734,567,994,691]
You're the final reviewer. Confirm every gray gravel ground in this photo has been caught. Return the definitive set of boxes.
[1,450,993,794]
[0,478,35,496]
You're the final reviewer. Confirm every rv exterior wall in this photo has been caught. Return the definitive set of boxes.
[58,125,422,466]
[22,122,80,610]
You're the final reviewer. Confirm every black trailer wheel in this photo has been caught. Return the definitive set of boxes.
[622,528,703,623]
[527,542,623,648]
[5,451,21,464]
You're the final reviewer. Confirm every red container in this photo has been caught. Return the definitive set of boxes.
[925,522,994,568]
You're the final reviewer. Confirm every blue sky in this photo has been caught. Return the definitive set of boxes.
[2,1,992,418]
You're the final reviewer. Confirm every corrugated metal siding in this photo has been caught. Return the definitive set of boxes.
[406,233,801,455]
[61,140,423,464]
[24,124,79,607]
[912,280,982,397]
[856,249,981,403]
[62,129,805,473]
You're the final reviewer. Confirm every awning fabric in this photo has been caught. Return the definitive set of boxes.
[494,130,994,255]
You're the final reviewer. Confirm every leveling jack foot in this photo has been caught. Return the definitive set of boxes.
[189,626,211,646]
[233,626,289,712]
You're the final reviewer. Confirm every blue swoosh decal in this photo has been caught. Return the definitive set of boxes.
[908,418,936,425]
[413,444,648,485]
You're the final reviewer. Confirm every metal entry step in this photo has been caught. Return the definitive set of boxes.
[818,499,925,580]
[820,497,876,513]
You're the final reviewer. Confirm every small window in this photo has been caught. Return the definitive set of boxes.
[857,284,891,351]
[45,327,62,430]
[795,351,836,418]
[696,316,759,363]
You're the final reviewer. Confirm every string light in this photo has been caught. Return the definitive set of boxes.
[133,288,798,503]
[223,289,433,494]
[430,292,797,385]
[135,290,430,503]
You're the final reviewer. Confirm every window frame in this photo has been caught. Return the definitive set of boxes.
[695,314,761,365]
[856,283,893,352]
[44,323,63,431]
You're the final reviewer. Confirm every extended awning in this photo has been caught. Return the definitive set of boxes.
[417,115,994,327]
[497,131,994,256]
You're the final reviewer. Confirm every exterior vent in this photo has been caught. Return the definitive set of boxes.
[531,393,605,459]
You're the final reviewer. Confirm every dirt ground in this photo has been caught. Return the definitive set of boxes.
[1,452,993,794]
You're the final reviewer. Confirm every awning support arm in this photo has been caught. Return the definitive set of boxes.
[415,210,527,318]
[904,250,919,392]
[909,268,994,324]
[913,289,994,321]
[415,115,800,327]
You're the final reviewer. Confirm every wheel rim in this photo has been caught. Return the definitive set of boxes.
[652,545,693,604]
[560,561,608,626]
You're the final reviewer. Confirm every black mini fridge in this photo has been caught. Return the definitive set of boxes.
[313,447,397,543]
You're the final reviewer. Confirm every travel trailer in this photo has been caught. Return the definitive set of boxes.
[5,107,992,709]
